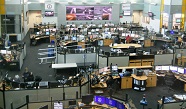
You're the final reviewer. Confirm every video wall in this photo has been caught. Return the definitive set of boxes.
[66,6,112,21]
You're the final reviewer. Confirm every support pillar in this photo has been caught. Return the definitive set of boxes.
[168,0,173,30]
[159,0,164,32]
[15,15,21,34]
[181,0,186,30]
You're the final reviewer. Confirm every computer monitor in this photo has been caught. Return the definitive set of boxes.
[46,31,50,35]
[72,36,76,41]
[136,70,143,76]
[105,98,117,107]
[178,67,184,74]
[64,36,69,40]
[155,66,162,71]
[94,96,106,104]
[117,101,125,109]
[69,100,76,106]
[161,66,170,71]
[170,66,178,72]
[112,66,118,71]
[46,29,49,32]
[49,81,59,88]
[39,81,48,88]
[36,32,40,35]
[82,94,94,105]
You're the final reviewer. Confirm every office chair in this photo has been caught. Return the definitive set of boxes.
[164,72,176,92]
[128,46,136,53]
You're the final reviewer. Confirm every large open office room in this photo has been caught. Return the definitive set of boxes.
[1,0,186,109]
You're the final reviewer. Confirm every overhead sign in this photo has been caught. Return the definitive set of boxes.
[45,3,54,10]
[122,3,131,16]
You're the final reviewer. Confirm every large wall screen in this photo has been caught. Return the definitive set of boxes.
[66,6,112,21]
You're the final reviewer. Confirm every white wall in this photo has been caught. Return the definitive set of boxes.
[28,10,42,28]
[120,16,133,23]
[42,17,58,27]
[141,18,160,33]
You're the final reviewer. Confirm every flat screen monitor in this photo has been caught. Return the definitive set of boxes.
[53,28,57,32]
[170,66,178,72]
[155,66,162,71]
[46,29,49,32]
[64,36,69,40]
[117,102,125,109]
[112,66,118,71]
[178,67,184,74]
[72,37,76,41]
[88,32,91,35]
[185,69,186,74]
[36,32,40,35]
[94,96,106,104]
[105,98,117,107]
[136,70,143,76]
[69,100,76,105]
[45,11,54,17]
[161,66,170,71]
[82,94,94,105]
[46,31,50,35]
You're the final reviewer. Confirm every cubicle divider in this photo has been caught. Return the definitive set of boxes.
[158,101,186,109]
[108,56,129,67]
[98,56,107,68]
[66,53,96,64]
[154,54,173,65]
[3,82,89,109]
[175,48,186,56]
[57,54,65,63]
[0,91,4,109]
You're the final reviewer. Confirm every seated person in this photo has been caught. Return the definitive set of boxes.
[106,75,114,88]
[27,72,34,81]
[22,67,30,82]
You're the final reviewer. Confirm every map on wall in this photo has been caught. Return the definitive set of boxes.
[66,6,112,21]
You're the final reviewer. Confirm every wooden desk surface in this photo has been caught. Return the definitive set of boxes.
[91,82,107,88]
[111,43,142,49]
[131,74,148,80]
[78,102,117,109]
[118,65,152,69]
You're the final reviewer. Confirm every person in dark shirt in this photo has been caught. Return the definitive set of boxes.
[106,75,114,88]
[22,67,30,82]
[27,72,34,81]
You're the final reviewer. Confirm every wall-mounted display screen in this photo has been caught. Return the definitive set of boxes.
[45,11,54,17]
[94,96,106,104]
[66,6,112,21]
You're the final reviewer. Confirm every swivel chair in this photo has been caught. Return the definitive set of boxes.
[164,72,176,92]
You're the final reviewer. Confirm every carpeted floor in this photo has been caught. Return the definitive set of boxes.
[1,29,185,109]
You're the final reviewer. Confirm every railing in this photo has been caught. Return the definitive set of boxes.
[0,79,90,109]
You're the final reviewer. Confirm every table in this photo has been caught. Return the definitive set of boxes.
[110,43,142,49]
[131,74,148,91]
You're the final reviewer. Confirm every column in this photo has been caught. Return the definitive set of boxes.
[159,0,164,32]
[181,0,186,30]
[168,14,173,30]
[168,0,173,30]
[15,15,21,34]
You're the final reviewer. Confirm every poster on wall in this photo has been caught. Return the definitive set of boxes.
[66,6,112,21]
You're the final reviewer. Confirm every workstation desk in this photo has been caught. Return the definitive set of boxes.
[110,43,142,49]
[118,66,157,90]
[30,34,50,45]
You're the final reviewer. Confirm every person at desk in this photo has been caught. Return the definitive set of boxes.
[113,35,120,44]
[27,72,34,81]
[106,75,114,88]
[22,67,30,82]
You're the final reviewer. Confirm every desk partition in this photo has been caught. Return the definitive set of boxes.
[154,54,173,65]
[0,91,3,109]
[108,56,129,67]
